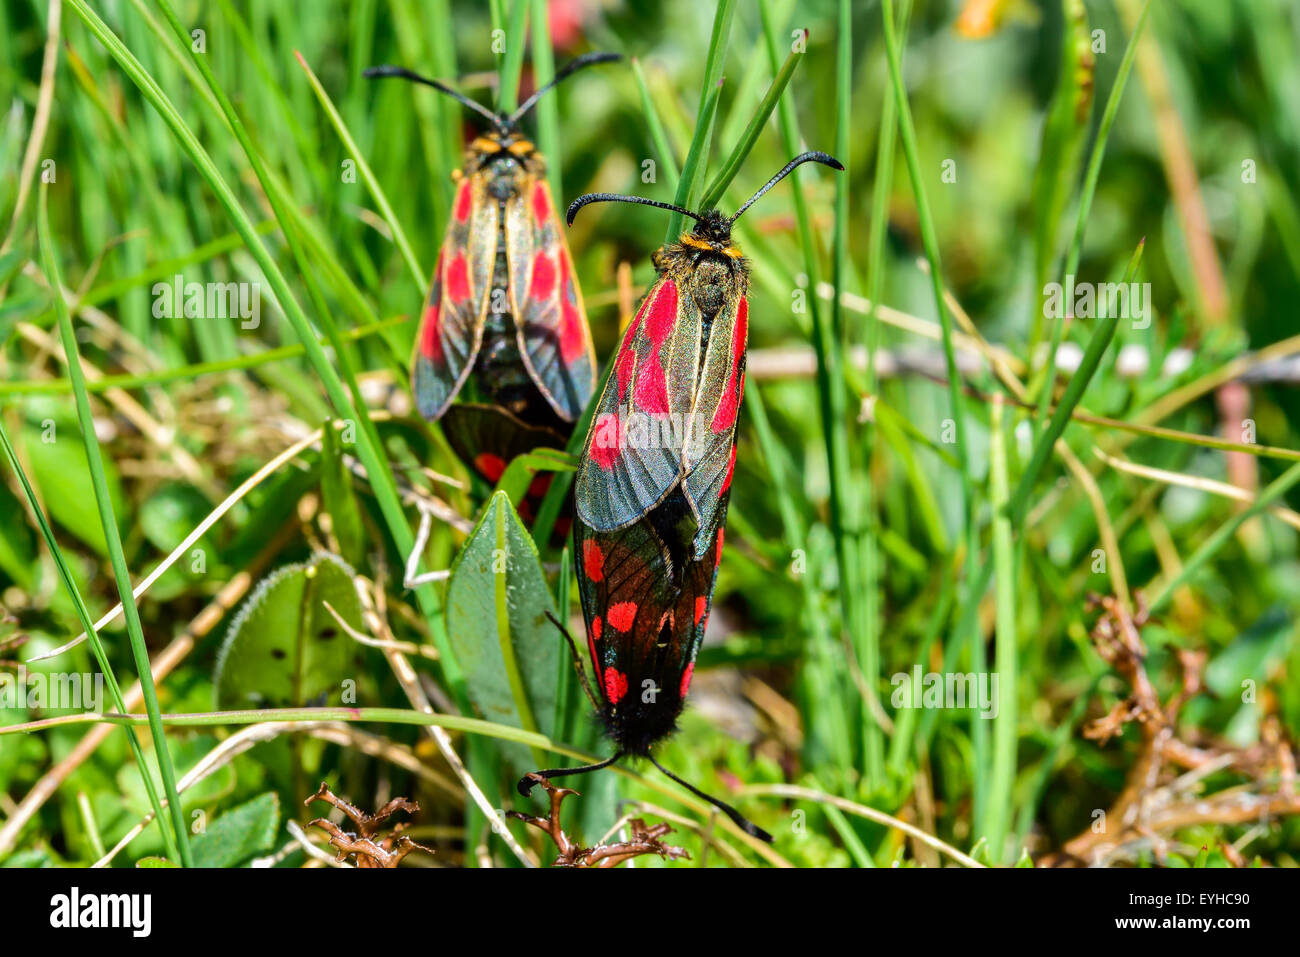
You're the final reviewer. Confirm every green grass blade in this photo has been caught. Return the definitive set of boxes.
[1010,239,1145,527]
[152,0,394,486]
[984,395,1018,863]
[698,37,803,210]
[0,317,404,397]
[295,51,426,291]
[530,0,562,199]
[879,0,970,497]
[1031,0,1151,417]
[664,0,736,241]
[665,77,724,245]
[758,0,872,783]
[38,184,193,867]
[497,0,530,114]
[61,0,464,698]
[1028,0,1095,350]
[0,422,182,863]
[748,385,852,775]
[631,57,680,190]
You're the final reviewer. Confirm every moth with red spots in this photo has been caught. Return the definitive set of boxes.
[364,54,618,520]
[519,152,845,844]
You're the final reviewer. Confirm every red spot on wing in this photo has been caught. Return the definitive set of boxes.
[454,180,473,223]
[474,453,507,483]
[626,280,678,418]
[528,251,556,300]
[419,303,443,362]
[679,662,695,699]
[645,281,678,347]
[557,254,586,363]
[694,595,707,625]
[606,601,637,632]
[582,539,605,582]
[711,297,748,433]
[720,444,736,494]
[590,413,623,471]
[532,182,551,224]
[592,615,602,640]
[447,252,471,302]
[603,667,628,704]
[633,353,669,417]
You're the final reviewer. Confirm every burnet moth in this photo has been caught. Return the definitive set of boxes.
[519,152,845,843]
[364,53,619,520]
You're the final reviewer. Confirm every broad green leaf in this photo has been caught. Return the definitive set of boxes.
[445,491,558,773]
[135,856,178,868]
[213,553,363,709]
[21,424,124,557]
[191,792,280,867]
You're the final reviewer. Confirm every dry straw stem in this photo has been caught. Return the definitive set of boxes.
[347,570,538,867]
[1094,448,1300,532]
[27,428,322,662]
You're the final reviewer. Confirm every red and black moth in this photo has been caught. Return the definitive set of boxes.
[364,54,618,523]
[519,152,844,844]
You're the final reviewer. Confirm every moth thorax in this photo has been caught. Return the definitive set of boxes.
[484,154,529,200]
[688,258,733,318]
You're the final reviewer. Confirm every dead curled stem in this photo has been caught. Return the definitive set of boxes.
[1043,595,1300,867]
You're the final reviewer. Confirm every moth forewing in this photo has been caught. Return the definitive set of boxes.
[681,282,745,473]
[574,275,685,532]
[504,175,596,422]
[411,174,497,420]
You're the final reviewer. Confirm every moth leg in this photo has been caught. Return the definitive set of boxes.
[545,610,600,709]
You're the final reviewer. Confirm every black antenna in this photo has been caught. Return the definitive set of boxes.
[510,51,622,124]
[648,754,773,843]
[567,192,703,227]
[362,65,505,130]
[517,753,624,796]
[729,150,844,224]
